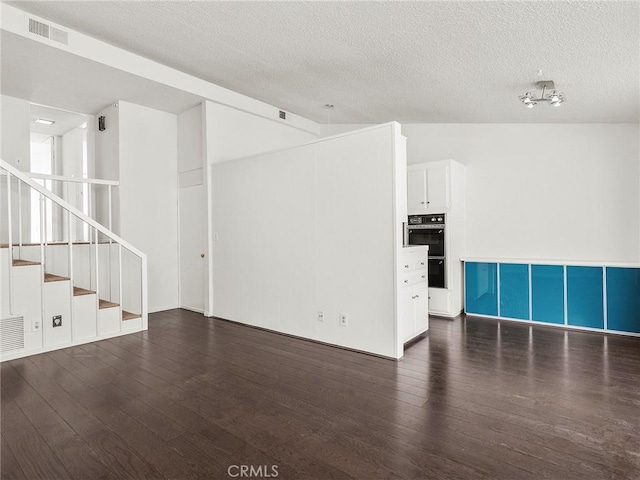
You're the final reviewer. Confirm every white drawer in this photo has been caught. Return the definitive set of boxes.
[401,251,428,273]
[401,271,426,288]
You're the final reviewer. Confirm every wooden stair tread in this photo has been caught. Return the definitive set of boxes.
[44,272,69,282]
[122,311,141,321]
[13,259,41,266]
[99,299,119,309]
[73,286,95,296]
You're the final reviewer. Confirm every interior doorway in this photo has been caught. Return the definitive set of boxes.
[29,104,92,242]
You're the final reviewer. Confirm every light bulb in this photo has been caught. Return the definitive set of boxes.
[527,102,535,108]
[523,97,531,104]
[551,95,560,103]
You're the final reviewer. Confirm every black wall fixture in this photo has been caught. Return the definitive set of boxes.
[98,116,106,131]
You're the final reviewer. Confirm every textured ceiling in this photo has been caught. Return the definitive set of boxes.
[5,1,640,123]
[1,30,203,115]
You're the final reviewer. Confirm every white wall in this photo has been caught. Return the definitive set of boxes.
[326,123,640,263]
[401,124,640,263]
[0,94,30,170]
[203,100,318,315]
[210,124,404,358]
[94,104,120,233]
[118,101,179,313]
[205,101,317,165]
[0,95,31,244]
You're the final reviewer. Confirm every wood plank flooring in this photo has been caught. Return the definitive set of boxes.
[2,309,639,479]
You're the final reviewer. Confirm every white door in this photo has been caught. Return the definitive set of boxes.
[425,165,449,213]
[407,168,427,214]
[179,183,206,312]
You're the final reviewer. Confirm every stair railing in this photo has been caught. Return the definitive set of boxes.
[1,158,147,330]
[27,172,119,234]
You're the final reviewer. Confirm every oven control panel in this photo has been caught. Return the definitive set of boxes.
[408,214,445,225]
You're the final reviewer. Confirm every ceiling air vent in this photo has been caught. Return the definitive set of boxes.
[28,17,69,45]
[1,316,24,354]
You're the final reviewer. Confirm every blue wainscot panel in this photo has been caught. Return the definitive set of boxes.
[499,263,529,320]
[531,265,564,324]
[567,266,604,329]
[606,267,640,333]
[465,262,498,316]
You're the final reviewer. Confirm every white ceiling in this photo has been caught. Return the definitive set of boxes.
[4,1,640,124]
[30,103,87,136]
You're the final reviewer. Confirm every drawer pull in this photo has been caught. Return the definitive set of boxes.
[404,280,409,284]
[404,264,410,268]
[421,275,425,279]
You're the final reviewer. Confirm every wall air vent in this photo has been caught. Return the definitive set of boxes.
[50,26,69,45]
[28,18,49,38]
[1,316,24,354]
[28,17,69,45]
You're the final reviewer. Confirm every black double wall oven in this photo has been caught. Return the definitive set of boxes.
[406,214,446,288]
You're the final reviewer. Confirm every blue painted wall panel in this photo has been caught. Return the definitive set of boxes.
[499,263,529,320]
[465,262,498,316]
[606,267,640,333]
[567,266,604,329]
[531,265,564,324]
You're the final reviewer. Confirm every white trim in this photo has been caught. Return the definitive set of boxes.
[528,264,533,321]
[466,312,640,338]
[461,256,640,268]
[496,263,501,317]
[602,267,608,331]
[563,265,568,326]
[27,172,119,186]
[0,326,145,362]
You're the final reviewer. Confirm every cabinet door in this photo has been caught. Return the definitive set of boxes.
[413,288,429,334]
[606,267,640,333]
[531,265,564,324]
[465,262,498,316]
[407,169,427,213]
[400,288,415,342]
[428,287,450,315]
[425,164,449,212]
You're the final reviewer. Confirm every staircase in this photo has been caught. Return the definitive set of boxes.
[0,159,147,362]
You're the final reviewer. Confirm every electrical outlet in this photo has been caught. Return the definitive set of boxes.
[52,315,62,328]
[317,311,324,322]
[339,313,348,327]
[33,320,40,331]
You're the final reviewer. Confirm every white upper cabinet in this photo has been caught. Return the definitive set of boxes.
[425,164,450,213]
[407,163,450,214]
[407,169,427,212]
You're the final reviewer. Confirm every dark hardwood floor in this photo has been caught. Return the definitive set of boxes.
[2,309,640,479]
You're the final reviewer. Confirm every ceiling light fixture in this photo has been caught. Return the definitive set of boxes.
[519,80,565,108]
[35,118,55,125]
